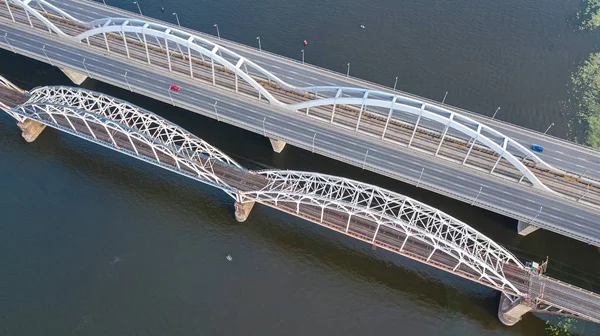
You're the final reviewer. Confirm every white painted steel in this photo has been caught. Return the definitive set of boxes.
[240,170,525,294]
[7,0,555,192]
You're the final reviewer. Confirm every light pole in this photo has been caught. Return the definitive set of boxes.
[362,149,369,169]
[393,76,398,91]
[441,91,448,105]
[133,1,142,16]
[123,71,132,91]
[262,116,266,136]
[172,12,180,27]
[301,49,304,64]
[416,168,424,187]
[544,122,554,134]
[214,24,220,39]
[256,36,261,51]
[101,0,106,5]
[214,100,220,121]
[167,86,174,105]
[82,58,91,77]
[346,63,350,77]
[42,44,53,66]
[492,106,500,119]
[530,206,543,224]
[3,33,14,53]
[312,133,316,153]
[471,186,483,206]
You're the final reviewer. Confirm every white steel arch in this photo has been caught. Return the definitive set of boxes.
[7,0,556,192]
[240,170,525,294]
[26,86,243,169]
[11,101,242,193]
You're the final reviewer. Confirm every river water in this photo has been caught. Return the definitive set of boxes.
[1,0,600,334]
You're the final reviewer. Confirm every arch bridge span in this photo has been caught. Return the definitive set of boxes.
[4,0,558,192]
[1,81,598,326]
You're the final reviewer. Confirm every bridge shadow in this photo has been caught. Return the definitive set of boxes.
[0,113,551,333]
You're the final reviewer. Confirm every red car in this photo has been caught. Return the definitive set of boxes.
[169,84,181,91]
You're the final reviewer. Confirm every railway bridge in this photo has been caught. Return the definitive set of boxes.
[0,77,598,327]
[0,0,600,245]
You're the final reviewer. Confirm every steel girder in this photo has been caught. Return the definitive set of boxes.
[7,0,554,192]
[0,74,25,118]
[240,170,525,294]
[11,100,241,194]
[26,86,243,169]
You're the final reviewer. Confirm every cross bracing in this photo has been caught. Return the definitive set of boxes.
[5,0,557,192]
[240,170,525,294]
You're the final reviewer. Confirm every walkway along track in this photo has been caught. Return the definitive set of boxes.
[0,80,599,326]
[3,0,600,209]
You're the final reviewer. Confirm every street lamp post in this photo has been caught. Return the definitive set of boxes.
[346,63,350,77]
[441,91,448,105]
[123,71,132,91]
[167,87,174,105]
[3,33,14,53]
[256,36,261,51]
[492,106,500,119]
[393,76,398,91]
[42,44,53,66]
[544,122,554,134]
[82,58,91,77]
[301,49,304,64]
[214,100,220,121]
[214,24,220,39]
[172,12,180,27]
[133,1,142,16]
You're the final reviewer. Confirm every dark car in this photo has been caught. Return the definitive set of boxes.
[531,144,544,153]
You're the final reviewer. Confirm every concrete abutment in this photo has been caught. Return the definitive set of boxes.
[517,220,540,236]
[234,201,255,222]
[269,138,286,153]
[60,68,87,85]
[498,295,534,326]
[17,118,46,142]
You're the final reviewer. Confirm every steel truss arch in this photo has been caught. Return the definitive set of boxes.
[26,86,243,169]
[8,0,555,191]
[12,101,241,194]
[240,170,525,294]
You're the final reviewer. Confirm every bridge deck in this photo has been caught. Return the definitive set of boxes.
[0,85,29,108]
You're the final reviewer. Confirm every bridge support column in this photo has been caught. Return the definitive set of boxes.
[269,138,287,153]
[17,118,46,142]
[60,68,87,85]
[234,201,255,222]
[517,220,540,236]
[498,295,534,326]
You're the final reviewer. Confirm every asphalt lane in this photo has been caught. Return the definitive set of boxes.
[48,0,600,181]
[1,20,600,247]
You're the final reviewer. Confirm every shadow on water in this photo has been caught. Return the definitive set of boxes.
[0,112,549,334]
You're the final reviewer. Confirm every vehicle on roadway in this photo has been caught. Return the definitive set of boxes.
[169,84,181,91]
[531,144,544,153]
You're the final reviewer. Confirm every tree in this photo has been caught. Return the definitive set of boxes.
[570,52,600,148]
[545,316,576,335]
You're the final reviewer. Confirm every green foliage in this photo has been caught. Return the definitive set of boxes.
[578,0,600,31]
[545,316,576,336]
[570,52,600,148]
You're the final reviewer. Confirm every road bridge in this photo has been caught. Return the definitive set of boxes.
[0,0,599,246]
[0,79,598,327]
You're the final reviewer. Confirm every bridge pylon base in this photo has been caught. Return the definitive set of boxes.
[517,220,540,236]
[17,119,46,142]
[60,68,88,85]
[234,201,255,222]
[498,295,534,326]
[269,138,286,153]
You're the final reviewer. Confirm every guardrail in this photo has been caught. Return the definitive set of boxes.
[84,0,600,156]
[1,20,598,247]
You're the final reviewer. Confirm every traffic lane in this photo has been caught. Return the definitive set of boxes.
[44,0,600,176]
[5,24,600,242]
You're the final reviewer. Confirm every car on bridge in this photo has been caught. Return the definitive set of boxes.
[531,144,544,153]
[169,84,181,91]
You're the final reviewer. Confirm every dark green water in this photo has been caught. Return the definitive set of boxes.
[2,0,600,334]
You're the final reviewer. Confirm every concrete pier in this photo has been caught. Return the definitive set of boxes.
[498,295,534,326]
[60,68,87,85]
[234,201,255,222]
[17,118,46,142]
[269,138,286,153]
[517,220,540,236]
